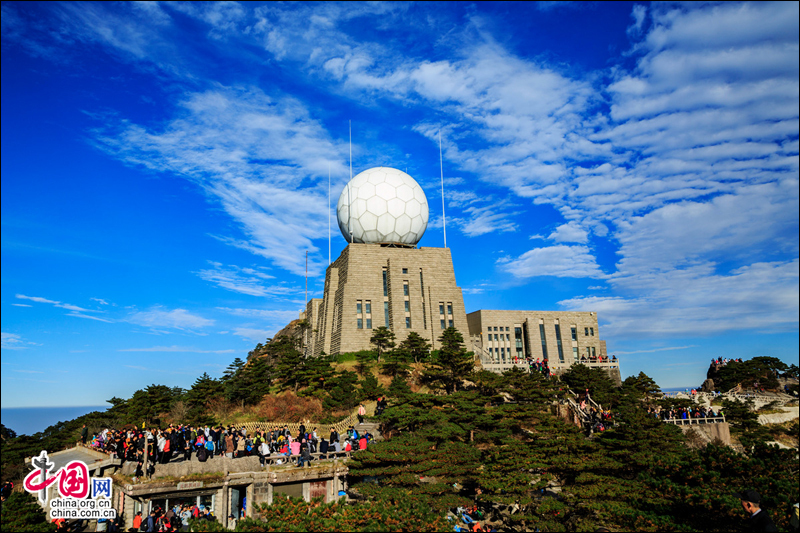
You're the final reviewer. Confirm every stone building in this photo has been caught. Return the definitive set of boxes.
[466,310,620,384]
[115,455,348,529]
[305,243,470,356]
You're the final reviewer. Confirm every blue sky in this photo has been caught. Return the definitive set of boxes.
[2,1,798,408]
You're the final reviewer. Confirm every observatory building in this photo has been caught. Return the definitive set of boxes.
[305,167,470,355]
[298,166,617,379]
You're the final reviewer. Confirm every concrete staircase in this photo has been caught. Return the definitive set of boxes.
[357,421,383,441]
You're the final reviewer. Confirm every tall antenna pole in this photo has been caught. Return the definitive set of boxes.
[328,164,331,265]
[349,121,353,244]
[305,250,308,304]
[439,130,447,249]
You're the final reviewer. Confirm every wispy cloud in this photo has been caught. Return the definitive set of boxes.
[91,86,349,277]
[498,245,606,279]
[196,261,301,298]
[66,312,114,323]
[127,307,214,331]
[2,332,29,350]
[615,345,697,355]
[118,345,236,354]
[233,327,273,343]
[16,294,100,313]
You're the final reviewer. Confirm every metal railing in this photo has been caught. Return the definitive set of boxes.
[663,415,726,426]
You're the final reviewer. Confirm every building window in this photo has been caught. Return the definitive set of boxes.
[506,334,511,341]
[383,270,388,297]
[365,302,371,314]
[540,323,548,361]
[403,283,409,296]
[494,334,499,341]
[356,302,362,314]
[592,347,596,357]
[573,347,579,362]
[447,304,453,315]
[357,318,363,329]
[571,327,577,341]
[406,316,411,328]
[366,318,372,329]
[590,327,594,336]
[555,324,565,363]
[404,301,410,312]
[441,319,446,329]
[402,268,408,274]
[586,347,591,358]
[384,301,390,327]
[585,327,589,336]
[419,271,424,296]
[448,319,453,328]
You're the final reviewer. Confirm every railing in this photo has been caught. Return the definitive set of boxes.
[238,413,357,438]
[663,415,726,426]
[260,449,353,466]
[575,359,619,368]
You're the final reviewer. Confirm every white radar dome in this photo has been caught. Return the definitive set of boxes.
[337,167,429,245]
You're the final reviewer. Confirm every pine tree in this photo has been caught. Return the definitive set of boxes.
[272,346,305,392]
[324,371,360,412]
[355,350,375,377]
[370,326,396,363]
[0,491,49,532]
[422,327,474,393]
[185,373,224,409]
[380,347,411,378]
[388,374,412,398]
[359,371,385,400]
[399,331,431,363]
[299,356,336,397]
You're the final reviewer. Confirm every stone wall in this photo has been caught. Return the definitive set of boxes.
[467,309,608,372]
[312,244,470,356]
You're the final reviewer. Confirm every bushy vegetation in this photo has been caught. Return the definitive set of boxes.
[0,491,50,532]
[710,356,790,391]
[2,327,797,533]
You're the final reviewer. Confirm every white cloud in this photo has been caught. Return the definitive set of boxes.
[548,221,589,244]
[127,307,214,331]
[2,332,27,350]
[217,307,299,322]
[11,303,32,307]
[90,298,110,305]
[92,86,347,277]
[195,261,301,298]
[560,259,799,337]
[233,327,273,343]
[16,294,100,313]
[118,345,236,353]
[615,345,697,355]
[66,312,114,323]
[498,245,606,279]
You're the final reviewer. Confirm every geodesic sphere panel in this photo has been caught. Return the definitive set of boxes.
[337,167,429,245]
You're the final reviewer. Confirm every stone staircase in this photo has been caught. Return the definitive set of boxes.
[357,421,383,441]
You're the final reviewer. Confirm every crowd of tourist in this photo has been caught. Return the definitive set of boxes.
[710,356,744,370]
[130,502,216,532]
[527,358,552,377]
[82,419,376,477]
[649,405,724,421]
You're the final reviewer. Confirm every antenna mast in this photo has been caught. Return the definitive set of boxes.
[328,164,331,265]
[439,130,447,249]
[348,121,353,244]
[305,250,308,304]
